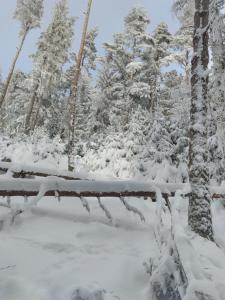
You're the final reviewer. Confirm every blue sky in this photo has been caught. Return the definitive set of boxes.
[0,0,179,79]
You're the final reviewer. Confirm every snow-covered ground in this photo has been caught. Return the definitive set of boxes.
[1,139,225,299]
[0,196,157,300]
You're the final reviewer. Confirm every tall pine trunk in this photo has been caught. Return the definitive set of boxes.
[210,2,225,136]
[68,0,93,171]
[24,83,39,134]
[188,0,213,240]
[29,95,42,132]
[0,28,29,109]
[150,76,157,116]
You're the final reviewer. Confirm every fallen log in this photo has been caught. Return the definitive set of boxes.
[0,190,224,201]
[0,177,178,201]
[0,188,166,201]
[0,174,225,202]
[0,161,87,180]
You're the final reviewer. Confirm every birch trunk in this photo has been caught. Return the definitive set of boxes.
[188,0,213,240]
[68,0,93,171]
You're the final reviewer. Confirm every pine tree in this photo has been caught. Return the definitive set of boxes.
[159,70,182,118]
[68,0,93,171]
[24,0,74,133]
[1,71,28,135]
[96,7,157,133]
[0,0,43,109]
[210,0,225,134]
[45,73,68,139]
[124,7,157,112]
[72,28,98,157]
[188,0,213,240]
[172,0,195,84]
[124,7,150,56]
[153,22,172,61]
[152,22,172,115]
[206,0,225,185]
[172,0,195,26]
[97,32,130,132]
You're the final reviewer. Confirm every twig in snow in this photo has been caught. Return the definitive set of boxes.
[80,196,90,213]
[24,195,28,204]
[7,196,11,206]
[10,208,24,224]
[97,197,112,222]
[0,265,16,271]
[54,190,61,203]
[0,202,24,225]
[0,202,11,209]
[120,196,145,222]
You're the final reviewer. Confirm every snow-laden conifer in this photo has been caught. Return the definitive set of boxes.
[0,0,44,109]
[24,0,75,133]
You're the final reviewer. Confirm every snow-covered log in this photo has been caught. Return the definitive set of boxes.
[0,161,88,180]
[0,175,225,200]
[0,177,184,200]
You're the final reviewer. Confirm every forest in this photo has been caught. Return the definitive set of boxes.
[0,0,225,299]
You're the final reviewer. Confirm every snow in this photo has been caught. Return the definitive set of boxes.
[170,195,225,300]
[1,163,225,299]
[0,161,89,180]
[1,148,225,299]
[0,172,190,196]
[0,196,157,300]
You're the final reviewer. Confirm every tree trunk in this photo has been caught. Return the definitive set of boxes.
[210,2,225,136]
[188,0,213,240]
[150,75,157,116]
[0,28,29,109]
[184,50,191,85]
[24,83,39,134]
[29,96,42,132]
[68,0,93,171]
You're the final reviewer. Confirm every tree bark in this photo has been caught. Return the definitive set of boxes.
[150,75,157,115]
[0,28,29,109]
[24,83,39,134]
[68,0,93,171]
[188,0,213,240]
[210,2,225,136]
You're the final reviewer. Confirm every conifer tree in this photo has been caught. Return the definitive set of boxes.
[152,22,172,115]
[125,7,157,112]
[206,0,225,185]
[2,71,28,135]
[0,0,43,109]
[210,0,225,134]
[70,28,98,157]
[153,22,172,61]
[68,0,93,171]
[96,32,130,133]
[24,0,74,133]
[96,7,156,134]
